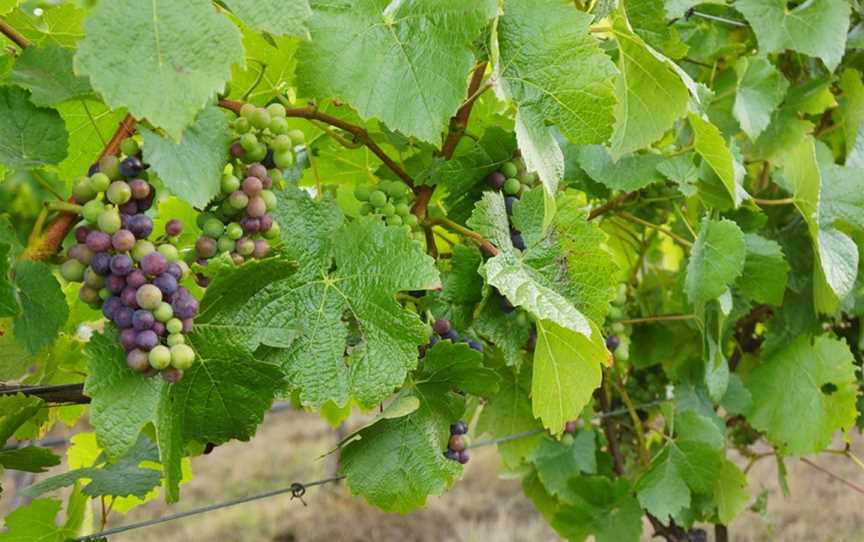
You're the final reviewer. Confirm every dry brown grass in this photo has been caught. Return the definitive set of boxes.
[2,407,863,542]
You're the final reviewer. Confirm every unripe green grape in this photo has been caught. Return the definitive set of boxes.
[273,149,294,169]
[501,161,518,178]
[250,108,271,130]
[148,345,172,370]
[228,190,249,210]
[166,333,185,347]
[154,301,174,322]
[261,190,277,211]
[354,185,372,201]
[90,172,111,193]
[503,177,521,195]
[262,221,280,239]
[98,155,122,180]
[615,284,627,305]
[272,134,293,151]
[382,203,396,217]
[269,116,289,134]
[221,174,241,194]
[359,203,374,216]
[166,318,183,335]
[412,230,425,243]
[99,288,111,300]
[385,182,405,199]
[395,202,410,217]
[267,103,287,118]
[196,213,215,229]
[203,217,225,238]
[158,244,179,262]
[233,116,251,133]
[246,143,267,163]
[220,199,240,217]
[611,322,625,333]
[73,178,96,202]
[120,138,139,157]
[132,240,156,261]
[608,306,623,320]
[170,344,195,370]
[226,222,243,240]
[97,207,122,234]
[137,284,163,310]
[218,235,235,253]
[386,215,403,226]
[176,260,190,278]
[106,181,132,204]
[287,129,305,145]
[240,132,258,152]
[404,214,419,227]
[615,343,630,362]
[82,200,105,223]
[83,268,104,288]
[369,190,387,207]
[236,238,255,257]
[60,259,85,282]
[239,103,257,119]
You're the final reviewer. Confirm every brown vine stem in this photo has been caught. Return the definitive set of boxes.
[587,191,638,221]
[617,211,693,249]
[0,17,30,49]
[427,217,497,257]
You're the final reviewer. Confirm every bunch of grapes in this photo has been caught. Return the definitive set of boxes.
[485,153,538,250]
[443,420,470,464]
[353,180,423,240]
[605,284,630,362]
[60,138,199,383]
[193,103,298,277]
[428,318,484,353]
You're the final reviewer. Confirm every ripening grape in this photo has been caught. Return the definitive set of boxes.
[136,284,163,310]
[154,301,174,322]
[127,349,150,373]
[165,219,183,237]
[148,345,172,370]
[106,181,132,204]
[90,172,111,193]
[140,252,167,276]
[60,260,85,282]
[111,229,136,252]
[170,344,195,370]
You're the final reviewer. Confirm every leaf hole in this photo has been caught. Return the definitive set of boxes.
[820,382,838,395]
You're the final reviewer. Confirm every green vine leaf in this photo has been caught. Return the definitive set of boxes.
[222,0,311,38]
[0,86,68,168]
[684,218,746,306]
[12,260,68,355]
[8,43,93,106]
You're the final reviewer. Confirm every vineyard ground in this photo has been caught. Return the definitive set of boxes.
[2,409,863,541]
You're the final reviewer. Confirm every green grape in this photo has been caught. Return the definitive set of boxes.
[106,181,132,205]
[97,207,121,234]
[236,238,255,256]
[72,177,96,202]
[395,202,410,217]
[83,268,104,289]
[354,185,372,201]
[82,200,105,223]
[382,203,396,217]
[149,345,172,370]
[359,203,374,216]
[60,260,85,282]
[226,222,243,240]
[239,103,257,119]
[250,108,271,130]
[404,214,419,227]
[98,288,111,301]
[262,221,280,239]
[166,318,183,335]
[501,161,518,178]
[170,344,196,370]
[385,182,405,199]
[608,306,624,320]
[503,177,521,195]
[89,172,111,193]
[386,215,403,226]
[267,103,287,118]
[120,138,139,157]
[221,174,241,194]
[132,240,155,261]
[269,116,289,134]
[261,190,277,211]
[98,155,121,180]
[369,190,387,207]
[157,244,179,262]
[229,191,249,209]
[218,235,235,253]
[240,132,258,152]
[233,117,251,133]
[167,333,185,347]
[287,129,305,145]
[611,321,625,333]
[272,134,293,151]
[203,217,225,238]
[246,142,267,163]
[273,149,294,169]
[196,212,215,229]
[154,302,174,322]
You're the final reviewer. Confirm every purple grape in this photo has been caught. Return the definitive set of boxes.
[428,335,439,347]
[132,309,155,330]
[152,321,166,336]
[246,196,266,218]
[90,252,112,276]
[119,156,145,177]
[127,349,150,372]
[511,230,525,250]
[112,229,136,252]
[262,148,275,169]
[172,294,199,319]
[444,449,459,461]
[442,329,459,342]
[564,421,578,434]
[114,306,134,329]
[87,163,100,176]
[75,227,91,244]
[129,179,150,200]
[120,286,139,308]
[433,319,451,335]
[252,240,270,259]
[247,163,267,179]
[240,217,260,234]
[135,329,159,351]
[242,176,263,196]
[110,254,134,276]
[505,196,517,216]
[449,434,466,451]
[230,142,245,158]
[259,214,273,232]
[137,193,154,212]
[119,200,139,216]
[161,367,184,383]
[153,273,178,296]
[182,318,194,333]
[487,171,506,189]
[196,274,211,287]
[165,219,183,236]
[126,269,146,289]
[605,335,620,351]
[457,450,470,464]
[106,274,126,294]
[166,263,183,279]
[450,421,468,435]
[86,231,112,252]
[195,237,217,259]
[120,328,138,350]
[261,175,273,190]
[102,297,122,320]
[467,340,484,353]
[68,244,94,265]
[79,286,99,304]
[141,252,167,276]
[127,214,153,239]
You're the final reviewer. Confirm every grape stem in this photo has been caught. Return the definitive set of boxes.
[617,314,696,325]
[617,211,694,248]
[46,201,83,214]
[427,217,498,256]
[0,17,30,49]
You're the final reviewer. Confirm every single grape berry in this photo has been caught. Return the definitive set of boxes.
[605,335,620,352]
[170,343,195,370]
[448,434,466,452]
[135,329,159,351]
[172,294,199,320]
[242,176,263,196]
[129,179,150,200]
[90,172,111,193]
[444,449,459,461]
[501,161,518,178]
[110,254,134,276]
[433,319,451,335]
[511,230,525,251]
[195,237,218,259]
[457,450,470,465]
[148,345,172,370]
[141,252,168,276]
[68,244,94,266]
[75,227,92,244]
[487,171,506,189]
[136,284,163,310]
[450,421,468,435]
[106,181,132,204]
[160,367,184,384]
[119,327,137,350]
[127,214,154,239]
[114,306,134,329]
[119,156,146,177]
[564,421,578,434]
[505,196,517,216]
[60,260,85,282]
[165,219,183,237]
[467,340,484,353]
[442,329,459,342]
[120,287,139,308]
[105,274,126,294]
[127,349,150,373]
[86,231,112,253]
[111,229,136,252]
[89,252,112,276]
[132,309,155,331]
[126,269,146,288]
[154,301,174,322]
[503,177,521,195]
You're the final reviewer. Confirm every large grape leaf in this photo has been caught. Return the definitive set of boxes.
[140,105,232,208]
[732,56,789,140]
[476,369,543,468]
[7,43,92,106]
[689,113,742,206]
[736,233,789,305]
[472,291,532,368]
[420,244,484,331]
[0,85,68,168]
[684,218,746,306]
[297,0,496,143]
[12,260,68,354]
[838,69,864,157]
[497,0,617,192]
[533,319,606,435]
[222,0,311,37]
[75,0,243,140]
[819,162,864,232]
[577,145,665,192]
[0,498,71,542]
[714,459,749,524]
[610,5,689,157]
[229,23,300,103]
[54,100,128,186]
[735,0,850,71]
[262,218,440,408]
[529,430,597,499]
[745,334,857,455]
[627,0,688,58]
[552,476,643,542]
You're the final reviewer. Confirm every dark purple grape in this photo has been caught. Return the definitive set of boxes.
[605,335,620,351]
[75,227,91,244]
[120,286,139,308]
[240,217,260,234]
[152,321,166,336]
[428,335,439,347]
[120,328,138,350]
[126,269,146,289]
[449,434,466,452]
[161,367,184,383]
[112,229,136,252]
[505,196,517,216]
[127,349,150,372]
[444,449,459,461]
[137,192,154,212]
[119,156,145,177]
[135,329,159,351]
[172,294,199,319]
[467,340,484,353]
[87,163,100,176]
[457,450,470,464]
[119,200,139,216]
[166,263,183,279]
[114,306,134,329]
[450,421,468,435]
[153,273,178,296]
[127,214,153,239]
[141,252,167,276]
[86,231,112,252]
[433,319,451,335]
[242,176,263,196]
[132,309,155,330]
[110,254,134,276]
[182,318,194,333]
[511,230,525,250]
[442,329,459,342]
[106,274,126,294]
[252,240,270,259]
[165,219,183,236]
[259,214,273,232]
[90,252,112,276]
[230,142,245,158]
[102,297,122,320]
[129,179,150,200]
[68,244,94,265]
[564,421,578,434]
[261,148,275,169]
[487,171,506,189]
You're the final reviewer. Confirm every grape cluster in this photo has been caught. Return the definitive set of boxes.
[60,138,199,382]
[443,420,470,464]
[193,103,297,279]
[485,154,538,250]
[428,318,484,353]
[605,284,630,362]
[353,180,423,241]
